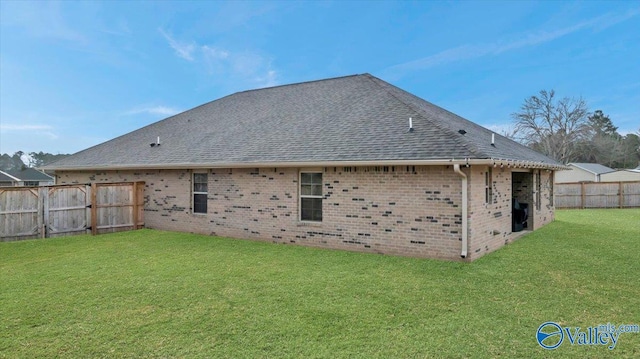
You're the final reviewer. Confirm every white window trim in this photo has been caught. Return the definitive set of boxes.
[299,170,323,223]
[535,170,542,211]
[485,168,492,205]
[192,171,208,215]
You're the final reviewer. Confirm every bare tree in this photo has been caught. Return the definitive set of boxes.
[511,90,589,164]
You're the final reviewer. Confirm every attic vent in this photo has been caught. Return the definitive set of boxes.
[409,117,414,132]
[458,130,466,135]
[150,136,161,147]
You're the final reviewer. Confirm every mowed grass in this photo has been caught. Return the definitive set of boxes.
[1,210,639,358]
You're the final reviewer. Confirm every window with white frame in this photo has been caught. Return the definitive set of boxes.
[536,170,542,211]
[300,172,323,221]
[485,168,492,204]
[193,173,208,214]
[549,171,554,207]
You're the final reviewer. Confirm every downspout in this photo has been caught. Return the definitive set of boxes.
[453,164,468,258]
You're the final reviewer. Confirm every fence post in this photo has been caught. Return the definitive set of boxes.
[132,182,139,230]
[619,181,623,209]
[91,183,97,236]
[43,187,50,238]
[38,187,45,238]
[580,182,586,209]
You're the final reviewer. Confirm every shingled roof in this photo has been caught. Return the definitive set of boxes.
[43,74,563,170]
[4,168,54,181]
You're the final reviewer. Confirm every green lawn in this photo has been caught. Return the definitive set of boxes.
[1,209,639,358]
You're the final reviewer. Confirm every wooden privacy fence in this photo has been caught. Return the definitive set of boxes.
[555,181,640,209]
[0,182,144,241]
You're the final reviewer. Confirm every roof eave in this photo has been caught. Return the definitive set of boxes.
[42,158,568,172]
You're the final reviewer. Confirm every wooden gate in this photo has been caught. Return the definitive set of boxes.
[45,185,91,237]
[0,182,144,241]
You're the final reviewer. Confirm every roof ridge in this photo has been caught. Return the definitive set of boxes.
[234,73,364,95]
[363,74,482,158]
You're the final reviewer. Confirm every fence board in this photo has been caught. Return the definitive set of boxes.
[555,181,640,209]
[0,182,145,241]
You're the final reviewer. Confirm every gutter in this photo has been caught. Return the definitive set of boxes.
[41,158,568,172]
[453,164,468,259]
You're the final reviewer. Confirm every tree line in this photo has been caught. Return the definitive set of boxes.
[0,151,70,171]
[510,90,640,168]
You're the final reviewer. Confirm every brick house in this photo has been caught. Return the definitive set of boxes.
[43,74,563,261]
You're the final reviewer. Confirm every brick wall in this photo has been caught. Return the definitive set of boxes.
[467,165,513,259]
[55,165,556,261]
[534,170,555,230]
[466,166,556,260]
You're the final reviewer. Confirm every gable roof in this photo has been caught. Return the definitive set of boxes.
[43,74,564,171]
[5,168,54,181]
[568,163,615,175]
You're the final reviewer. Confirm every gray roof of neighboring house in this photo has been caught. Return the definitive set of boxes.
[569,163,616,175]
[43,74,563,170]
[0,171,19,182]
[5,168,54,181]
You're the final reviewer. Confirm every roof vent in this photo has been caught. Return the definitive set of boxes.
[409,117,414,132]
[150,136,161,147]
[491,133,495,147]
[458,130,466,135]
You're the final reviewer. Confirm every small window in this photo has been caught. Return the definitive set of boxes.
[24,181,39,187]
[549,172,554,207]
[193,173,208,214]
[300,172,322,221]
[536,171,542,211]
[485,168,492,204]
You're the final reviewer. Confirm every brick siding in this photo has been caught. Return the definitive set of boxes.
[56,165,555,261]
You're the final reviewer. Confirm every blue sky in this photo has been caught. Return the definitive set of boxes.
[1,0,639,155]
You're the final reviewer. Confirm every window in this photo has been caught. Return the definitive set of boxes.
[300,172,322,221]
[485,168,492,204]
[549,172,554,207]
[193,173,208,214]
[536,171,542,211]
[24,181,39,187]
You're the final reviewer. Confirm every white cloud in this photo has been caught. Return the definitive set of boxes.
[386,8,640,74]
[159,28,196,61]
[0,1,85,43]
[202,45,229,60]
[158,30,279,88]
[254,70,278,88]
[0,123,59,144]
[0,124,53,131]
[124,105,182,117]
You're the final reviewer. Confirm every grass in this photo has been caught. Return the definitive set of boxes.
[1,209,639,358]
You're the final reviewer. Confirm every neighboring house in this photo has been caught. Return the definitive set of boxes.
[554,163,615,183]
[43,74,564,261]
[599,170,640,182]
[555,163,640,183]
[0,171,20,187]
[0,168,54,186]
